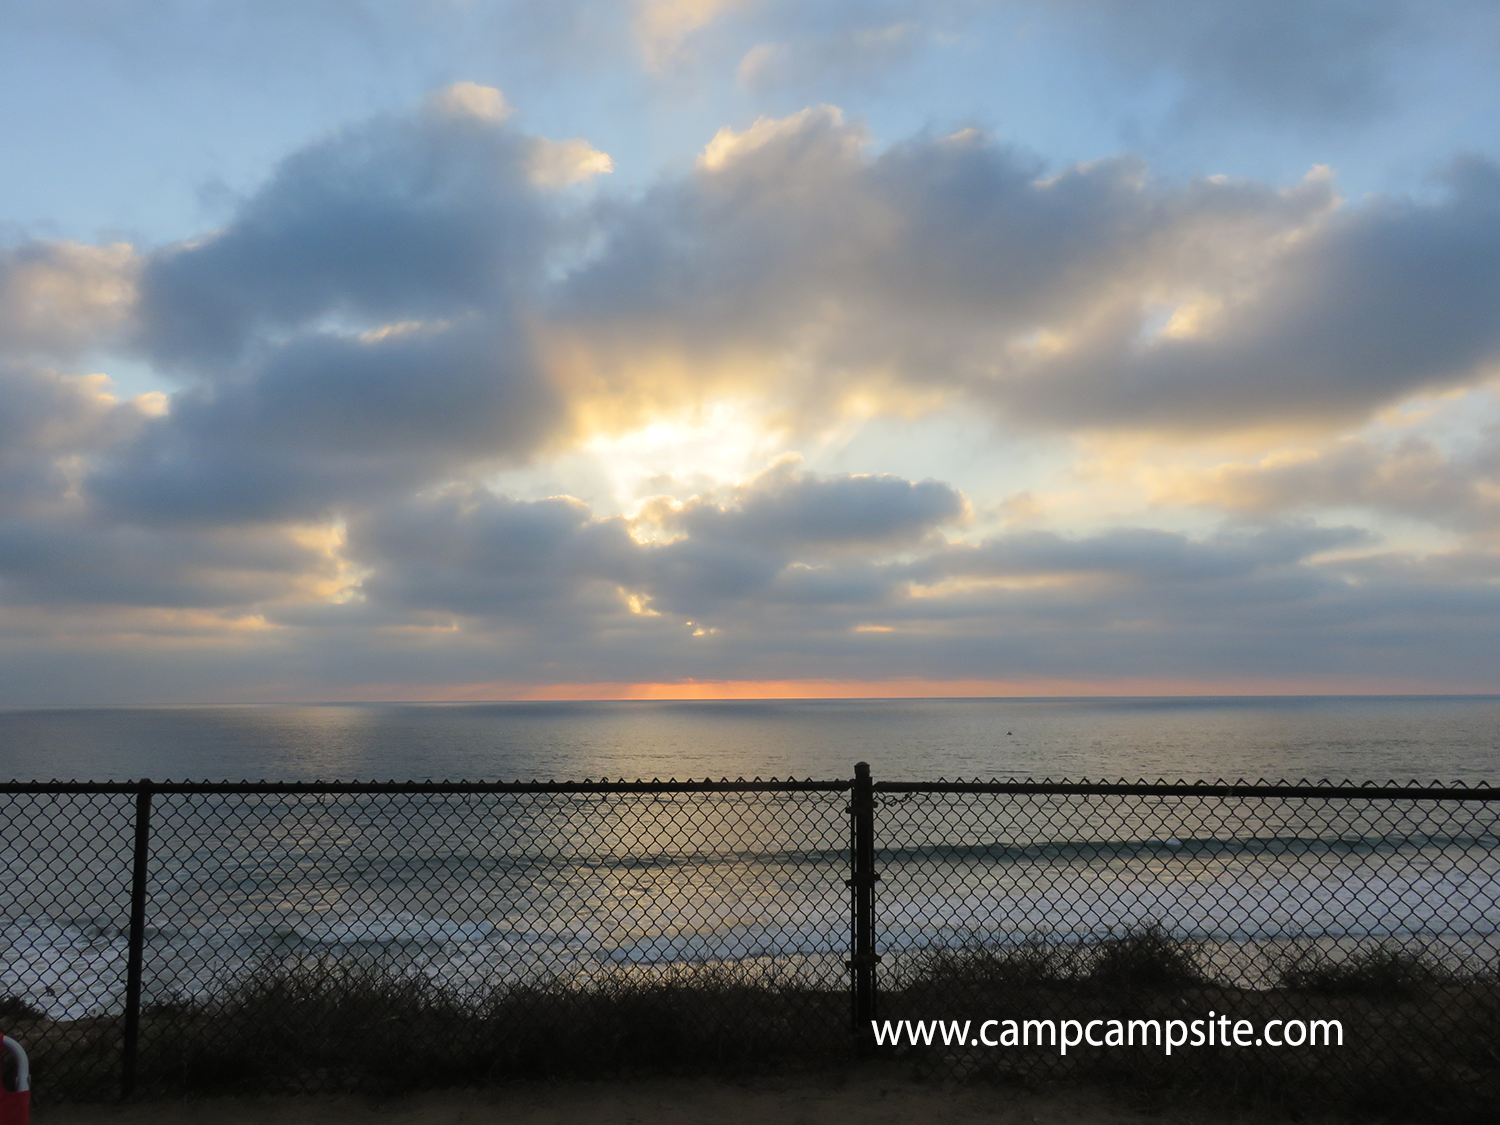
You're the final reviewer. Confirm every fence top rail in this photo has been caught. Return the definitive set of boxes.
[0,777,1495,798]
[874,780,1500,799]
[0,778,853,795]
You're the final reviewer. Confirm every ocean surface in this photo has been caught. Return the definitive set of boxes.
[3,697,1497,1022]
[2,695,1499,783]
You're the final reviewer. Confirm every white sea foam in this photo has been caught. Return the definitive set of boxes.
[4,837,1496,1019]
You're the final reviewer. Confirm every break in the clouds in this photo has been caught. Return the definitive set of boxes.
[1,0,1499,703]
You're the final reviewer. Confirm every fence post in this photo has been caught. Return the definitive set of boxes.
[847,761,879,1056]
[120,780,153,1099]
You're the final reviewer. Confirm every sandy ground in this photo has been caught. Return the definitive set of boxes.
[36,1070,1336,1125]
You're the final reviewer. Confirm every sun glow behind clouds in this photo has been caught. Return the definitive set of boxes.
[576,399,791,515]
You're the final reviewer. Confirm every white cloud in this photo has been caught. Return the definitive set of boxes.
[633,0,741,70]
[0,241,139,358]
[425,81,515,123]
[527,137,615,188]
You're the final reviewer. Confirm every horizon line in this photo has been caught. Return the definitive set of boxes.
[8,681,1498,708]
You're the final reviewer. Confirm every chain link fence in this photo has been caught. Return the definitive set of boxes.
[2,774,1497,1119]
[873,781,1500,1119]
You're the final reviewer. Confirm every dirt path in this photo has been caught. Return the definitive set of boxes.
[37,1070,1328,1125]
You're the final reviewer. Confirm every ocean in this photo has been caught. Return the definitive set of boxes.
[2,695,1499,783]
[2,697,1497,1024]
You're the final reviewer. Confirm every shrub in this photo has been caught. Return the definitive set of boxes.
[1276,944,1451,1000]
[1085,925,1207,991]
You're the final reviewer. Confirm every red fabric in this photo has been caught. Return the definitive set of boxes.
[1,1033,26,1125]
[0,1088,28,1125]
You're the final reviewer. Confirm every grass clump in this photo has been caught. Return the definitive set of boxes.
[882,929,1499,1124]
[132,958,850,1097]
[1276,944,1453,1000]
[17,931,1499,1122]
[0,995,46,1022]
[1086,926,1206,991]
[903,924,1206,997]
[906,938,1085,991]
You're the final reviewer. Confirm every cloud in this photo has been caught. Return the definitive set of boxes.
[135,85,553,370]
[96,97,1500,539]
[0,241,139,359]
[91,316,562,525]
[342,464,964,623]
[1161,429,1500,532]
[104,86,598,525]
[658,460,966,550]
[0,364,129,519]
[633,0,742,70]
[1006,157,1500,429]
[5,85,1500,700]
[426,80,515,123]
[323,479,1500,693]
[344,486,639,622]
[909,523,1368,588]
[0,361,332,615]
[1045,0,1422,126]
[715,2,1491,129]
[0,516,327,610]
[527,137,615,188]
[559,110,1500,434]
[736,21,923,95]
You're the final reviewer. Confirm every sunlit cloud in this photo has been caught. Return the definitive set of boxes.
[633,0,742,71]
[527,137,615,188]
[425,80,515,122]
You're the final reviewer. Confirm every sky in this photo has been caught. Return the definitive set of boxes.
[2,0,1499,705]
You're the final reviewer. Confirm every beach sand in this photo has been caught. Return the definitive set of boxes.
[36,1070,1328,1125]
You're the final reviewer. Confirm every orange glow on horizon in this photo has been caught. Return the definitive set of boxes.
[306,674,1494,704]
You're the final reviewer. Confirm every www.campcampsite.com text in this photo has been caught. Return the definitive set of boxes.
[872,1014,1343,1055]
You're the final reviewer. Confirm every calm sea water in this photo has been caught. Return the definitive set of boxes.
[1,695,1498,783]
[3,697,1498,1020]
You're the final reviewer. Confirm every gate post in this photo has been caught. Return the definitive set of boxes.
[121,780,154,1098]
[847,762,879,1056]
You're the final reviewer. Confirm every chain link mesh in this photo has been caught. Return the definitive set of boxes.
[2,777,1497,1118]
[872,785,1500,1118]
[0,791,136,1098]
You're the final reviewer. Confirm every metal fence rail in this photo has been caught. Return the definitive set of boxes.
[1,770,1497,1116]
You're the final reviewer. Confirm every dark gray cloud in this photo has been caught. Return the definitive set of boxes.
[0,364,329,613]
[336,472,1359,644]
[0,515,322,609]
[86,89,578,526]
[342,466,963,624]
[665,463,966,550]
[73,94,1500,544]
[136,99,549,370]
[91,316,560,524]
[345,487,639,622]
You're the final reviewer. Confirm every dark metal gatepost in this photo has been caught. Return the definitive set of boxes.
[847,761,879,1055]
[121,780,154,1098]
